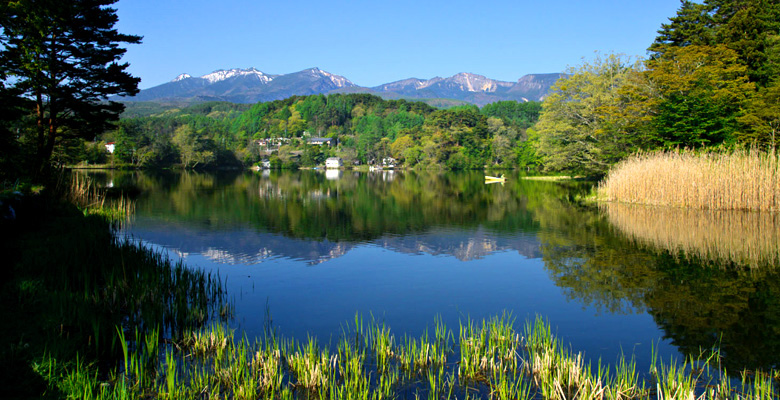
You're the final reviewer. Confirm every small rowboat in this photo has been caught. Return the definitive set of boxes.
[484,174,506,183]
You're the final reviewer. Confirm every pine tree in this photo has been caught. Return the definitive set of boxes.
[711,0,780,87]
[648,0,715,58]
[0,0,141,171]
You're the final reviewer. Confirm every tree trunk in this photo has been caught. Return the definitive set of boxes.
[35,91,46,174]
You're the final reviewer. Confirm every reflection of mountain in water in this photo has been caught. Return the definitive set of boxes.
[378,228,541,261]
[128,219,353,265]
[127,219,541,265]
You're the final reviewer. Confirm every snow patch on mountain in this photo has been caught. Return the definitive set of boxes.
[417,77,443,90]
[450,73,512,92]
[308,67,354,88]
[200,68,273,84]
[172,73,192,82]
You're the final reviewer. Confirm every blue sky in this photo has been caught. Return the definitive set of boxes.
[115,0,683,89]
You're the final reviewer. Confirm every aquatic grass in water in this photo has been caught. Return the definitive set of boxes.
[48,315,778,399]
[59,172,135,221]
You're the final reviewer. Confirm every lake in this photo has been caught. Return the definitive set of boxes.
[85,169,780,374]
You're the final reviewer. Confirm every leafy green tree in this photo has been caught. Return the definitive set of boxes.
[172,125,216,169]
[649,0,780,89]
[390,135,415,162]
[0,0,141,171]
[535,53,648,175]
[645,45,753,147]
[516,130,541,173]
[738,81,780,147]
[301,145,324,167]
[84,141,108,164]
[481,100,542,129]
[487,117,518,166]
[711,0,780,88]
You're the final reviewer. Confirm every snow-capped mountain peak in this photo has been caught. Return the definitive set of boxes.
[172,73,191,82]
[200,68,273,84]
[307,67,354,88]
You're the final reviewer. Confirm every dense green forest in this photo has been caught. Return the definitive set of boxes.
[84,96,541,171]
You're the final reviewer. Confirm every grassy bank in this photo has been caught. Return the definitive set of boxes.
[597,150,780,211]
[0,173,229,399]
[43,314,778,400]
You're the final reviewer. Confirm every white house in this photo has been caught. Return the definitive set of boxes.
[325,157,343,169]
[261,159,272,169]
[105,142,116,154]
[308,137,334,146]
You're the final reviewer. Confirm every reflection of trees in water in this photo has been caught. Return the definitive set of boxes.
[537,200,780,370]
[117,170,555,241]
[602,203,780,268]
[536,200,659,315]
[645,254,780,371]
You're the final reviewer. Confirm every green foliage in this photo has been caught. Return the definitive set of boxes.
[481,100,542,129]
[648,0,715,57]
[534,54,648,176]
[172,125,217,169]
[650,0,780,91]
[0,0,141,171]
[530,0,780,175]
[738,80,780,147]
[103,94,537,170]
[645,44,753,147]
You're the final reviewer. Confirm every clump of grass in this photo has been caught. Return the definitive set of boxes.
[287,336,337,393]
[598,149,780,212]
[58,172,134,221]
[459,313,521,385]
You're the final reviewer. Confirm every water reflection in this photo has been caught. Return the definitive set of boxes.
[538,200,780,370]
[603,202,780,268]
[81,169,780,371]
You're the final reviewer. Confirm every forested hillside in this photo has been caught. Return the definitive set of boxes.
[88,95,542,170]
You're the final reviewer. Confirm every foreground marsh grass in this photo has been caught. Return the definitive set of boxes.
[0,173,230,398]
[43,315,778,400]
[597,149,780,211]
[602,202,780,267]
[59,172,135,220]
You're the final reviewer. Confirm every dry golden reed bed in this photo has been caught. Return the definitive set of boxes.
[602,202,780,267]
[598,150,780,212]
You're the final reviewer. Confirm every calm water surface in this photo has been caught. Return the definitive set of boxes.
[87,169,780,373]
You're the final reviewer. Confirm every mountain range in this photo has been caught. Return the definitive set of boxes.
[126,67,564,106]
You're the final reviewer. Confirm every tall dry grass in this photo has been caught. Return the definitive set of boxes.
[598,149,780,212]
[602,202,780,268]
[58,172,134,219]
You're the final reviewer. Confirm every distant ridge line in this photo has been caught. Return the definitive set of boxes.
[126,68,565,106]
